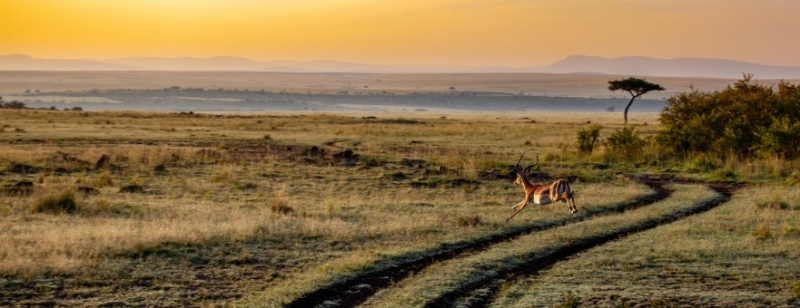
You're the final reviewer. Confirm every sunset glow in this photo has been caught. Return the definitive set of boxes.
[2,0,800,67]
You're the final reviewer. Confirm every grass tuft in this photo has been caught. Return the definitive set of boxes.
[93,171,114,187]
[755,198,790,210]
[30,190,79,214]
[455,215,482,227]
[557,291,582,308]
[752,223,772,240]
[234,181,258,190]
[792,281,800,299]
[783,224,800,237]
[270,199,294,215]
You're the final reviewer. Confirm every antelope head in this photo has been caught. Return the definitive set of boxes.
[513,151,538,185]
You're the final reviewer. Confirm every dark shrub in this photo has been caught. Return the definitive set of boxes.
[31,191,78,214]
[576,124,602,154]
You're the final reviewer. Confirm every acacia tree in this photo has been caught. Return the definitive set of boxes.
[608,77,665,124]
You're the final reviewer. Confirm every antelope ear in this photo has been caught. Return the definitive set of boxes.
[523,165,535,172]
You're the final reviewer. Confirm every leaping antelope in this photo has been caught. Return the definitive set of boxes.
[507,152,577,221]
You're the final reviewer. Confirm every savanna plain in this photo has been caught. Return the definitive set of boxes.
[0,74,799,307]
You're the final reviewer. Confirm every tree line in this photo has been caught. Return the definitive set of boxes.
[583,75,800,164]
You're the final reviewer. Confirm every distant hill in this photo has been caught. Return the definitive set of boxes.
[0,54,530,73]
[0,54,136,71]
[537,55,800,79]
[104,56,265,71]
[3,54,800,78]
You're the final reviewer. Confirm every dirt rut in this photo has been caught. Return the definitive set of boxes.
[286,179,672,308]
[425,180,743,308]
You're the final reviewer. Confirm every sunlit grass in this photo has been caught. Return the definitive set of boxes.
[244,181,653,307]
[493,185,800,307]
[358,185,718,307]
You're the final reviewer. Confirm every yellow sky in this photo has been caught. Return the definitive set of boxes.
[2,0,800,67]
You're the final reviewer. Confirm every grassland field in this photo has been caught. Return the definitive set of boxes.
[0,74,799,307]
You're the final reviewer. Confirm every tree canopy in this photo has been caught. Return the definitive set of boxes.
[608,77,665,124]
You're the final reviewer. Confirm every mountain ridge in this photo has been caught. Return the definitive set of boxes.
[541,55,800,79]
[2,54,800,79]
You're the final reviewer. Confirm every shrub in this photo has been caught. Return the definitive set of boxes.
[605,126,645,161]
[2,101,26,109]
[30,191,79,214]
[658,75,800,160]
[576,124,602,155]
[754,116,800,159]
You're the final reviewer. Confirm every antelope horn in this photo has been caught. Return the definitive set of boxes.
[514,151,527,171]
[522,153,540,173]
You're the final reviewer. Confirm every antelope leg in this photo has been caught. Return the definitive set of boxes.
[511,199,527,210]
[506,201,529,221]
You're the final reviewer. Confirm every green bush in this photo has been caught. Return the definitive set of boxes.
[754,116,800,159]
[576,124,602,155]
[605,126,646,161]
[658,75,800,160]
[30,191,79,214]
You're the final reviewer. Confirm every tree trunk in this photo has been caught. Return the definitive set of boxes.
[623,95,637,125]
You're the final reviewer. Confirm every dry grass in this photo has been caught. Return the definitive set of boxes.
[0,108,797,306]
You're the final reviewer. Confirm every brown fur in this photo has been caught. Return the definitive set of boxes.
[507,153,577,221]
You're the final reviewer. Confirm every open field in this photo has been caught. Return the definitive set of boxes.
[1,108,799,307]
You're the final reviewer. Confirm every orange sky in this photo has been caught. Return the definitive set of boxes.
[2,0,800,67]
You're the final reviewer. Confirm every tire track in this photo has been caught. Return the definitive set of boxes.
[425,180,743,308]
[286,180,670,308]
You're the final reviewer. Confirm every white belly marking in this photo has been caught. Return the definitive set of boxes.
[534,194,552,205]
